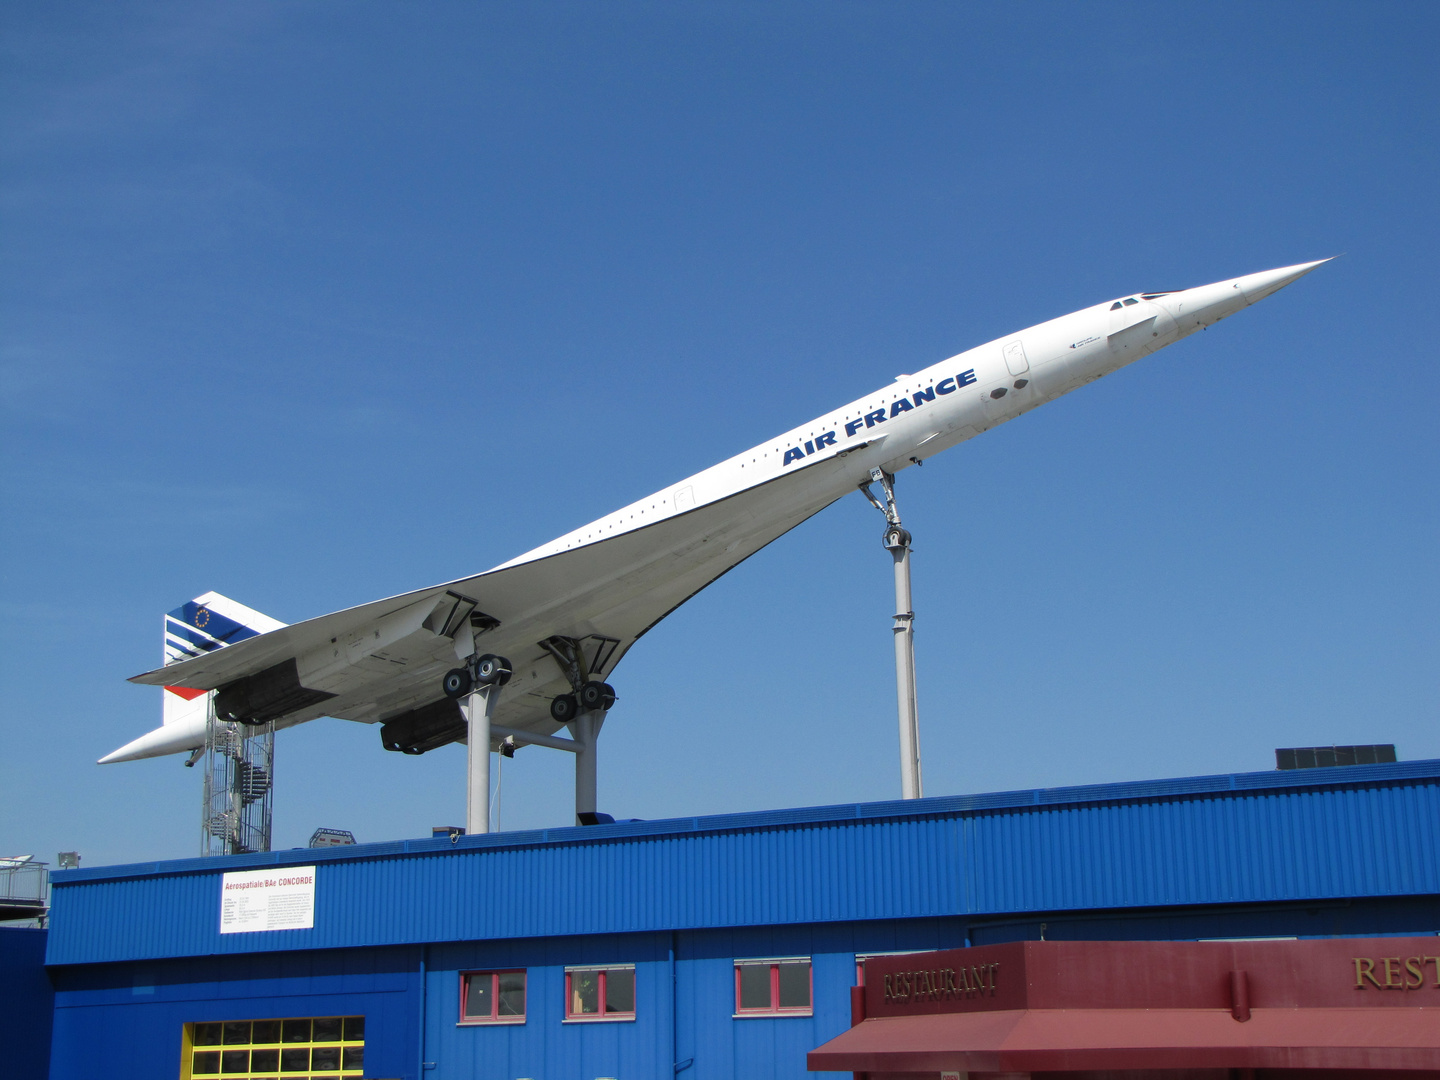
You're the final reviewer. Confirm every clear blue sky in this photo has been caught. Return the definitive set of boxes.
[2,2,1435,868]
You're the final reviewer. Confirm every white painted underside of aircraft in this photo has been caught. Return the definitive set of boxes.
[105,260,1329,765]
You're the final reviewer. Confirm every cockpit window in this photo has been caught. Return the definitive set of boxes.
[1140,292,1171,300]
[1122,297,1139,306]
[1110,301,1123,310]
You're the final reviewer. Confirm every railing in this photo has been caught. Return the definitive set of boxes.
[0,858,49,919]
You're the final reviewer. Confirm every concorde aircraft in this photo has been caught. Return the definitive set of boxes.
[105,260,1329,775]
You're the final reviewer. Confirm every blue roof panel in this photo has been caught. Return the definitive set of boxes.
[46,760,1440,966]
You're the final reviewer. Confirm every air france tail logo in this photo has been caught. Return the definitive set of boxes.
[164,602,262,664]
[782,368,977,466]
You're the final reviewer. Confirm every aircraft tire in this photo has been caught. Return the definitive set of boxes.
[579,680,616,711]
[550,693,579,724]
[475,654,513,686]
[442,667,473,699]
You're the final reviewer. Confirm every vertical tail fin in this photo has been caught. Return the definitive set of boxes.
[101,593,287,763]
[162,592,286,727]
[164,591,285,666]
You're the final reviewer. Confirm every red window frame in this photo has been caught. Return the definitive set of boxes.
[856,950,927,985]
[563,965,636,1022]
[733,958,813,1017]
[458,969,526,1025]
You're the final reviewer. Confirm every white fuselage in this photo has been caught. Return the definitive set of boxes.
[504,265,1293,571]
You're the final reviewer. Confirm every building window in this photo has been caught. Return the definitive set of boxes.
[734,958,812,1016]
[564,964,636,1021]
[460,970,526,1024]
[184,1016,364,1078]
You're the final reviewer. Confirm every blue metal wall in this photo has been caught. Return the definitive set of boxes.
[412,921,954,1080]
[0,928,52,1080]
[39,761,1440,1080]
[44,903,1440,1080]
[47,945,420,1080]
[46,760,1440,967]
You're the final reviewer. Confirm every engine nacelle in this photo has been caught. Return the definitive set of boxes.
[214,658,335,726]
[379,698,467,755]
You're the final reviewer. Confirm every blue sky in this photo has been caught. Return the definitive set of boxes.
[2,2,1436,868]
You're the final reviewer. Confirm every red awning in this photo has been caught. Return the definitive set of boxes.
[808,1007,1440,1073]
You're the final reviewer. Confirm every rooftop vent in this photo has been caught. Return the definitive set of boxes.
[1275,744,1396,770]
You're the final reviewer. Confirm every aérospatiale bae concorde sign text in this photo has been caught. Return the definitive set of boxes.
[219,866,316,934]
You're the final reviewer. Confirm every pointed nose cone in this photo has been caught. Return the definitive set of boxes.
[1162,258,1332,335]
[1235,258,1333,304]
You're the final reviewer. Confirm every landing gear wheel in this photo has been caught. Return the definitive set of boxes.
[442,667,473,699]
[550,693,579,724]
[475,654,513,686]
[578,680,617,712]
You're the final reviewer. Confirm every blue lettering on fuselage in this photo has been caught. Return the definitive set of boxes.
[782,369,977,467]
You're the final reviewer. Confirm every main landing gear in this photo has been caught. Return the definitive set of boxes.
[441,653,513,835]
[540,636,618,824]
[440,637,620,833]
[442,653,513,700]
[549,679,616,723]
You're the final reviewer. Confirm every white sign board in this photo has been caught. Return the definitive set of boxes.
[219,866,316,934]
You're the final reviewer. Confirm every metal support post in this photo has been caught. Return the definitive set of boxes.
[887,525,922,799]
[861,467,923,800]
[463,684,500,834]
[490,724,582,753]
[570,709,604,823]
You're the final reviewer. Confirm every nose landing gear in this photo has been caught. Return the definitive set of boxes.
[860,467,922,801]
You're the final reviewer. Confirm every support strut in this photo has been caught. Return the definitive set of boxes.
[571,709,603,822]
[462,683,500,834]
[860,467,923,799]
[541,635,618,825]
[449,652,512,835]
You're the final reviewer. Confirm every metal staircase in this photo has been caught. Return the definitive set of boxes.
[201,696,274,857]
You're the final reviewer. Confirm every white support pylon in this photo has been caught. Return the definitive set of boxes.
[863,467,923,799]
[886,524,922,799]
[463,683,501,834]
[571,709,604,823]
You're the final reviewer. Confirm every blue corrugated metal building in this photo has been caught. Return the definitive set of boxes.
[42,759,1440,1080]
[1,927,54,1080]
